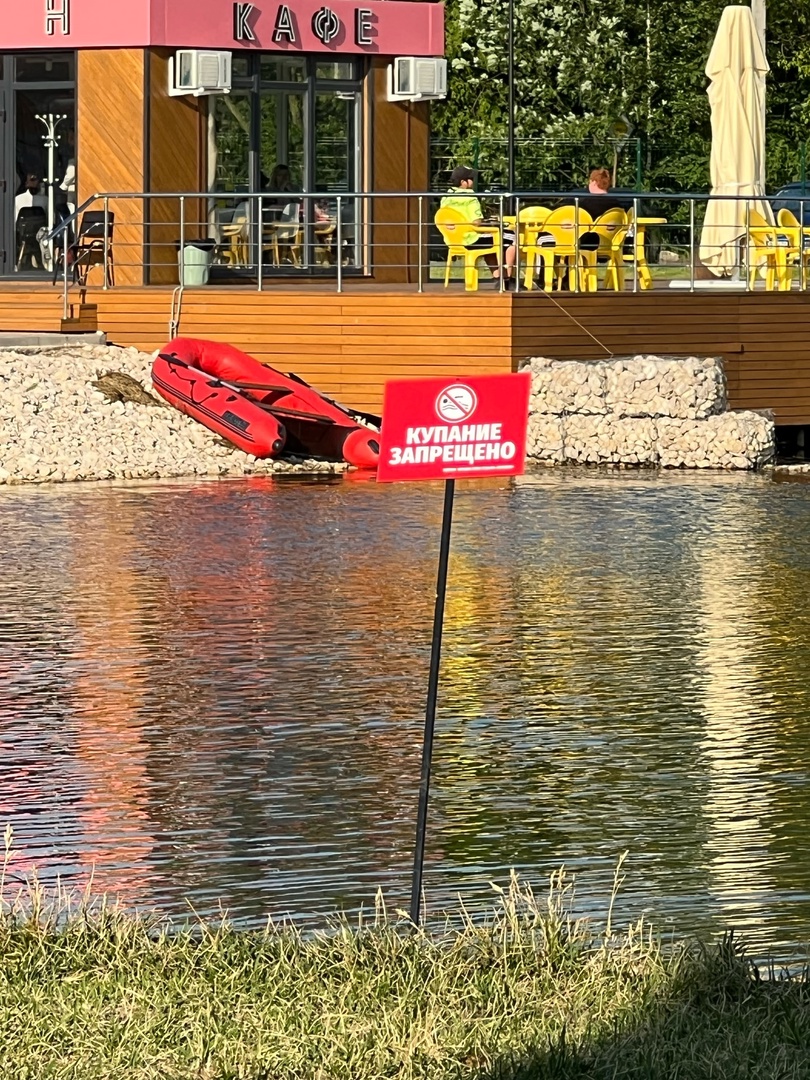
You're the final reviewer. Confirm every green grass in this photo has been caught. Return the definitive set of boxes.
[1,834,809,1079]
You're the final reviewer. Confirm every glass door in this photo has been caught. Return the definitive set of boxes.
[14,85,75,274]
[1,52,75,278]
[260,90,307,271]
[209,55,363,278]
[313,89,360,270]
[0,62,8,277]
[209,93,253,269]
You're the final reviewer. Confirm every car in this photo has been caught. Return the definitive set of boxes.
[772,182,810,226]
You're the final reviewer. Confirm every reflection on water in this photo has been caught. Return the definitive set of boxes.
[696,496,780,941]
[2,470,810,956]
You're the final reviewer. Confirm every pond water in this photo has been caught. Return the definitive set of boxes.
[2,470,810,958]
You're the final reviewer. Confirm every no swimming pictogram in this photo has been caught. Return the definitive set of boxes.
[435,384,477,424]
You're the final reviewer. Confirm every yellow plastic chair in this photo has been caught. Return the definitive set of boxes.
[776,208,810,288]
[314,221,337,266]
[434,207,501,292]
[621,209,660,291]
[515,205,553,290]
[263,200,304,268]
[593,209,629,291]
[748,208,796,291]
[221,202,250,266]
[539,205,595,292]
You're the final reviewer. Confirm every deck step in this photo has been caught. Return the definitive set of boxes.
[61,302,100,334]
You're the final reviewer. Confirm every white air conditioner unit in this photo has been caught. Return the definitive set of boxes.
[169,50,232,97]
[388,57,447,102]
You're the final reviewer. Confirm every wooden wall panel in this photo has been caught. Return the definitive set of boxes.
[147,50,206,285]
[0,290,63,333]
[77,50,146,286]
[732,296,810,423]
[370,62,430,285]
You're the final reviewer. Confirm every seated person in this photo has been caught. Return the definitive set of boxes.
[59,132,77,216]
[15,174,48,271]
[535,169,629,250]
[583,169,645,266]
[313,201,336,265]
[263,163,303,222]
[440,165,516,288]
[314,200,333,224]
[15,173,47,217]
[267,163,294,193]
[568,167,632,220]
[532,168,633,287]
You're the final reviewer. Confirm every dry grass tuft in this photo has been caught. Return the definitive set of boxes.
[1,832,808,1079]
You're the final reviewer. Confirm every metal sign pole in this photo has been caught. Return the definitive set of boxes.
[507,0,515,192]
[409,477,455,926]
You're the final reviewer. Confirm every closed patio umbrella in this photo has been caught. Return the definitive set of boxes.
[699,5,770,277]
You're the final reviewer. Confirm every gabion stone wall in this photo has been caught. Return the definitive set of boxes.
[521,355,774,470]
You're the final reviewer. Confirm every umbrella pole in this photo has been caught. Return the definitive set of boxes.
[752,0,766,59]
[752,0,767,175]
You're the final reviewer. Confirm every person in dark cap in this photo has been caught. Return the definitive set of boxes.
[440,166,516,288]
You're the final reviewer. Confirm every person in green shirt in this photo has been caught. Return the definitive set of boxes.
[440,166,516,288]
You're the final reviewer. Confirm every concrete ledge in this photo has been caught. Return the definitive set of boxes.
[0,331,107,348]
[668,279,749,290]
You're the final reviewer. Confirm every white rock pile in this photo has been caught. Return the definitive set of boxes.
[0,343,347,485]
[521,355,775,469]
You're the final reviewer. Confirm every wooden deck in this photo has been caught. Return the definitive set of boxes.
[2,282,810,423]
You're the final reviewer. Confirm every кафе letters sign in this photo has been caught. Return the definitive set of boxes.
[377,372,531,483]
[14,0,443,55]
[234,1,374,47]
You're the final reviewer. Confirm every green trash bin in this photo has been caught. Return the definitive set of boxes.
[179,241,214,286]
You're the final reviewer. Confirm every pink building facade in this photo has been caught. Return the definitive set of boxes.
[1,0,444,282]
[10,0,443,56]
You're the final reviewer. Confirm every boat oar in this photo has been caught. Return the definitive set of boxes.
[230,381,376,426]
[159,353,339,425]
[261,404,336,425]
[229,380,292,393]
[159,354,286,398]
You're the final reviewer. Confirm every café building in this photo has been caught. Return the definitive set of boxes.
[1,0,445,282]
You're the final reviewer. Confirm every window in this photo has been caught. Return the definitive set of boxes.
[260,58,306,83]
[15,54,75,83]
[315,62,355,80]
[209,55,363,276]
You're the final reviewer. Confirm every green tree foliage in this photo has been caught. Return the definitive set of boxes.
[433,0,810,192]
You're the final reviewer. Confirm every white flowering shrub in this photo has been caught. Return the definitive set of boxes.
[436,0,644,186]
[433,0,810,193]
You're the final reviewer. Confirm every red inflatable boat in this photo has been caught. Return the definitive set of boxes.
[152,338,380,469]
[152,351,286,458]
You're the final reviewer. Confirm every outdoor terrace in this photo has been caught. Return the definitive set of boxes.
[4,190,810,424]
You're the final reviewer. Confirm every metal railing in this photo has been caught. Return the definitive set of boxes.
[43,189,810,314]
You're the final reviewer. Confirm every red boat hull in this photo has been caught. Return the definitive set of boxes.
[151,354,286,458]
[155,338,380,469]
